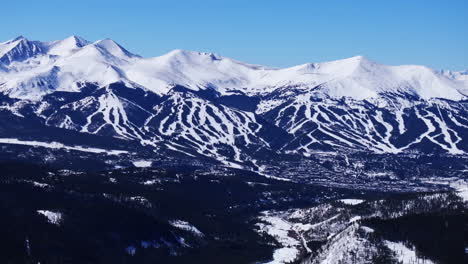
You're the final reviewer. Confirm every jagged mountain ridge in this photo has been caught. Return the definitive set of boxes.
[0,36,467,170]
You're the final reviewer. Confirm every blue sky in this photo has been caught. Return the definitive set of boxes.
[2,0,467,70]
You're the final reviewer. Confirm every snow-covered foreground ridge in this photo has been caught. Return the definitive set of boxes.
[0,35,467,100]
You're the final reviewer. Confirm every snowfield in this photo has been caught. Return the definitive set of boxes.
[0,138,128,155]
[37,210,62,225]
[385,240,435,264]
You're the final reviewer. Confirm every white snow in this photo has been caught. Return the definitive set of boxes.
[449,180,468,202]
[268,247,299,264]
[256,213,301,264]
[169,220,204,237]
[360,226,374,233]
[385,240,435,264]
[149,92,266,166]
[423,178,468,202]
[93,38,136,59]
[47,36,90,56]
[275,96,467,155]
[0,138,128,155]
[37,210,62,225]
[313,223,377,264]
[32,181,50,188]
[132,160,152,168]
[339,199,365,205]
[142,179,158,185]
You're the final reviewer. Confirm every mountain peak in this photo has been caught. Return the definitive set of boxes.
[335,55,372,65]
[304,55,376,78]
[349,55,366,60]
[93,38,136,58]
[46,36,90,56]
[12,35,27,42]
[0,36,28,46]
[65,35,89,47]
[94,38,114,43]
[0,35,44,64]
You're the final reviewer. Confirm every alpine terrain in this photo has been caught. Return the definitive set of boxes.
[0,36,467,264]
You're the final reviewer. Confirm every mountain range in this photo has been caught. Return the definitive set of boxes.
[1,36,467,174]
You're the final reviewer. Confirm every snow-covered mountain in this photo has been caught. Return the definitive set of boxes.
[1,36,467,100]
[0,36,467,170]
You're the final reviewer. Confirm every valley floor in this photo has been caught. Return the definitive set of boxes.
[0,162,466,264]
